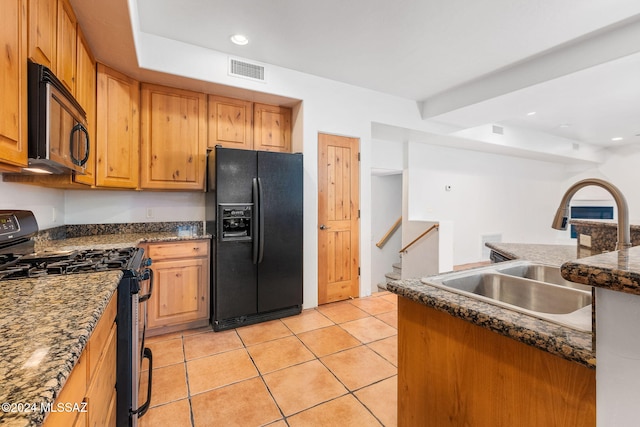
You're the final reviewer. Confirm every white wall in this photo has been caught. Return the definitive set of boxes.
[0,181,65,230]
[371,174,402,290]
[405,142,583,265]
[64,190,204,224]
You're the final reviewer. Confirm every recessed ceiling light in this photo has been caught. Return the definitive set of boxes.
[611,137,623,141]
[527,111,536,116]
[559,123,571,128]
[230,34,249,46]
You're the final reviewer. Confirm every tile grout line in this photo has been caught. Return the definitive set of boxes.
[180,334,197,427]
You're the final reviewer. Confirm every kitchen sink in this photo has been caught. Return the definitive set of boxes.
[494,263,592,292]
[422,261,593,332]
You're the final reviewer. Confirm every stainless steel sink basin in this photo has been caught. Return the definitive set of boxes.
[494,263,592,292]
[422,261,592,332]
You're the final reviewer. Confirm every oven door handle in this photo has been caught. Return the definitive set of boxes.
[131,347,153,417]
[138,268,153,303]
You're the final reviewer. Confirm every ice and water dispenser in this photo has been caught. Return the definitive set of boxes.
[219,204,253,241]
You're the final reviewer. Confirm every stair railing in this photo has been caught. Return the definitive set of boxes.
[376,216,402,248]
[399,223,439,254]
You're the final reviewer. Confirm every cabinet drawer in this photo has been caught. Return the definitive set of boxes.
[147,240,208,259]
[43,352,87,427]
[87,291,117,380]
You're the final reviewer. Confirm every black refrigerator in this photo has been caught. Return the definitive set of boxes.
[205,147,303,331]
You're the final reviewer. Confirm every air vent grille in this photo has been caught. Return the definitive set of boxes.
[229,58,265,82]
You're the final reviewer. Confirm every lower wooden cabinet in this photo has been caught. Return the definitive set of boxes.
[143,239,210,336]
[44,291,117,427]
[398,297,595,427]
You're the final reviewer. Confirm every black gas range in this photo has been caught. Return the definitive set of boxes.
[0,210,153,427]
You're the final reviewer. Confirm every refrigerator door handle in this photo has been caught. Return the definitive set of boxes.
[258,177,265,264]
[252,178,260,264]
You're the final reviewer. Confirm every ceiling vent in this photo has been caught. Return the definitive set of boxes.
[228,58,266,83]
[492,125,504,135]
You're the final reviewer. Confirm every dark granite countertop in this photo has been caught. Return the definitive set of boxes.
[486,242,577,263]
[387,242,595,369]
[0,232,211,426]
[561,246,640,296]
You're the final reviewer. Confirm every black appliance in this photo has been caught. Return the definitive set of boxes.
[205,147,303,331]
[0,210,152,427]
[27,60,90,174]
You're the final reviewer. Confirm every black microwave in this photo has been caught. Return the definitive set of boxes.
[26,60,89,174]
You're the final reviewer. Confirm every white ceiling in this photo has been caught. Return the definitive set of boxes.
[74,0,640,148]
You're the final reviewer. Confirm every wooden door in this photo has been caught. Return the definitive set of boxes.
[95,63,139,188]
[317,133,360,304]
[73,28,96,186]
[0,0,28,169]
[27,0,57,70]
[140,83,207,190]
[253,103,291,152]
[208,95,253,149]
[56,0,76,94]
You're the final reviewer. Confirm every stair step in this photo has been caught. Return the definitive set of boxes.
[385,271,400,282]
[392,262,402,273]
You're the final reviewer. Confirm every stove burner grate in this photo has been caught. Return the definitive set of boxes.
[0,247,138,280]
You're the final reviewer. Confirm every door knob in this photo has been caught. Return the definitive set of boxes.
[319,224,331,230]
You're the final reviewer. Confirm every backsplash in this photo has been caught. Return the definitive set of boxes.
[34,221,204,242]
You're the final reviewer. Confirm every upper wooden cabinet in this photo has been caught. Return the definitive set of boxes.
[96,63,140,189]
[0,0,29,170]
[73,28,96,186]
[27,0,57,71]
[140,83,207,190]
[253,103,292,152]
[55,0,76,94]
[208,95,253,150]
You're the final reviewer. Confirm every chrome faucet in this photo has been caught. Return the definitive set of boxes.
[552,178,631,250]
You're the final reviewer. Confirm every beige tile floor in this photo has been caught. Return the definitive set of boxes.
[140,291,398,427]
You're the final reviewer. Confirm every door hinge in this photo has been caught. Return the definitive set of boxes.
[358,267,361,276]
[358,152,361,161]
[358,209,360,218]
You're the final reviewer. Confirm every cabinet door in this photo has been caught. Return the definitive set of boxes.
[73,28,96,186]
[140,84,207,190]
[55,0,76,94]
[253,103,291,152]
[0,0,28,169]
[27,0,57,70]
[207,95,253,150]
[147,256,209,329]
[95,63,139,188]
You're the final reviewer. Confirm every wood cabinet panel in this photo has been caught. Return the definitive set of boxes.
[144,240,210,334]
[73,28,96,186]
[146,240,208,259]
[253,103,291,152]
[43,352,87,427]
[55,0,76,94]
[0,0,29,169]
[397,297,596,427]
[27,0,57,70]
[140,83,207,190]
[148,257,208,328]
[96,63,139,188]
[85,324,116,427]
[208,95,253,149]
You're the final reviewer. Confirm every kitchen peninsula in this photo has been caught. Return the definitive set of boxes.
[387,242,596,427]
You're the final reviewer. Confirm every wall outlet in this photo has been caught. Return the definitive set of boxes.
[146,208,153,218]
